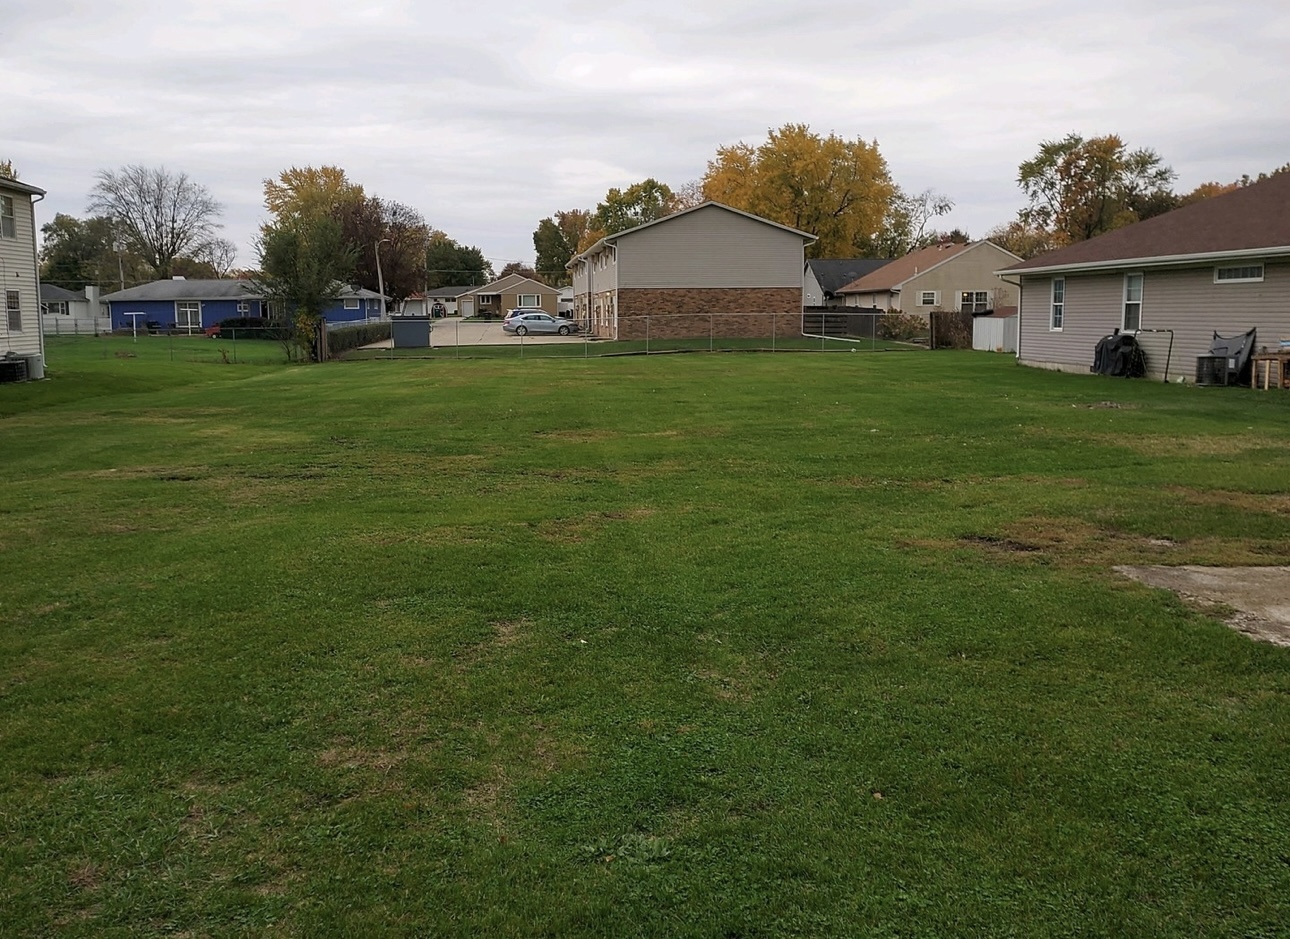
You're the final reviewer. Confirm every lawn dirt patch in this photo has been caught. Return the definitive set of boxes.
[1115,565,1290,647]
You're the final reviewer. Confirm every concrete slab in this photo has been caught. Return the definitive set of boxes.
[363,318,591,349]
[1115,565,1290,647]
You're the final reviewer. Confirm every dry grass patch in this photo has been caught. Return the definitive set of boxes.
[536,508,656,544]
[1118,434,1272,458]
[1164,486,1290,516]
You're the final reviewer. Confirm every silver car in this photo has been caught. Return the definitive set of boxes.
[502,311,579,336]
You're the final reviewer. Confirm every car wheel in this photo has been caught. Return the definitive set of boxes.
[558,325,570,336]
[516,325,527,336]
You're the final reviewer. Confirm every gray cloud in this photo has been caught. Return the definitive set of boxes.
[6,0,1288,269]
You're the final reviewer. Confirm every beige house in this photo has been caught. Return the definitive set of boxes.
[567,201,815,340]
[1000,172,1290,380]
[837,241,1021,314]
[458,274,559,318]
[0,175,45,366]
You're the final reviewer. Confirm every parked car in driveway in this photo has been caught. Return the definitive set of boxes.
[502,311,580,336]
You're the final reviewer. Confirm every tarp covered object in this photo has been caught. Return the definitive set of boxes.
[1091,333,1146,377]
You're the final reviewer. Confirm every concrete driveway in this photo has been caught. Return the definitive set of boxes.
[367,317,589,348]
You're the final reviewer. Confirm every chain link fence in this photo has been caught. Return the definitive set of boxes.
[352,310,945,360]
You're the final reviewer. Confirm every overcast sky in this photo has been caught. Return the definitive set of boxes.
[5,0,1287,271]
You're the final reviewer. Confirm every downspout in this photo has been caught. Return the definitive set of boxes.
[998,274,1022,363]
[608,244,617,341]
[30,191,46,369]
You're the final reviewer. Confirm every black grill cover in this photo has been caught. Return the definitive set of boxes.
[1091,334,1146,377]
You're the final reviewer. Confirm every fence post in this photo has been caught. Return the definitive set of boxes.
[645,316,650,355]
[709,314,714,353]
[772,312,776,353]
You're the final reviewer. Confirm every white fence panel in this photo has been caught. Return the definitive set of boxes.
[973,315,1017,353]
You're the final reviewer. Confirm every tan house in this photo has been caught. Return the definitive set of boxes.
[836,241,1021,314]
[458,274,559,318]
[567,201,815,340]
[1,175,45,368]
[1000,172,1290,380]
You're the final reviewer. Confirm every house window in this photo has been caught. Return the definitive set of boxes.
[918,290,939,307]
[175,301,202,330]
[343,298,360,310]
[237,301,250,314]
[1123,273,1143,331]
[0,196,14,239]
[42,300,69,316]
[479,294,495,306]
[1050,278,1064,330]
[960,291,990,313]
[6,290,21,331]
[518,293,540,307]
[1214,264,1264,283]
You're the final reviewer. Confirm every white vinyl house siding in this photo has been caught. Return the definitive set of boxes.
[0,185,42,357]
[1018,261,1290,379]
[616,206,803,289]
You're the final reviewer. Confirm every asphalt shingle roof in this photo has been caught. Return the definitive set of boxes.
[1003,171,1290,274]
[838,243,973,293]
[39,283,81,302]
[806,258,894,296]
[101,279,261,302]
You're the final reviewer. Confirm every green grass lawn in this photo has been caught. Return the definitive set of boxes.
[3,341,1289,937]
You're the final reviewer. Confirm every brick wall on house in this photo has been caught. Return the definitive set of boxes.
[614,287,802,339]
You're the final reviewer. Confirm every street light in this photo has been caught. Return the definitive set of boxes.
[374,238,391,321]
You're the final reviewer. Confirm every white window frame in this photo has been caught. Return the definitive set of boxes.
[236,300,250,314]
[42,300,70,316]
[1050,278,1064,331]
[959,290,990,314]
[0,195,14,239]
[1214,264,1264,284]
[175,300,202,331]
[479,294,495,306]
[6,289,21,331]
[918,290,939,307]
[1122,273,1143,332]
[518,293,540,307]
[343,297,360,310]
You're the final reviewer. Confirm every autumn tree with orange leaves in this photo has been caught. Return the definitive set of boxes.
[701,124,897,258]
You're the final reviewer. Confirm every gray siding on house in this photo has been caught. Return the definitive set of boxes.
[1018,260,1290,378]
[0,185,42,357]
[617,206,803,289]
[803,265,824,306]
[570,248,618,295]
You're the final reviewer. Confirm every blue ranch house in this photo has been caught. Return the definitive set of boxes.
[102,278,388,332]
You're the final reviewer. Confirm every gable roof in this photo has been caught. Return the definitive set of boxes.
[1002,171,1290,275]
[569,201,816,264]
[806,258,894,296]
[837,242,974,293]
[101,279,262,302]
[467,273,556,295]
[40,283,82,302]
[412,286,473,299]
[337,285,386,300]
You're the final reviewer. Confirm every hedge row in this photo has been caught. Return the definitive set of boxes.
[327,322,391,356]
